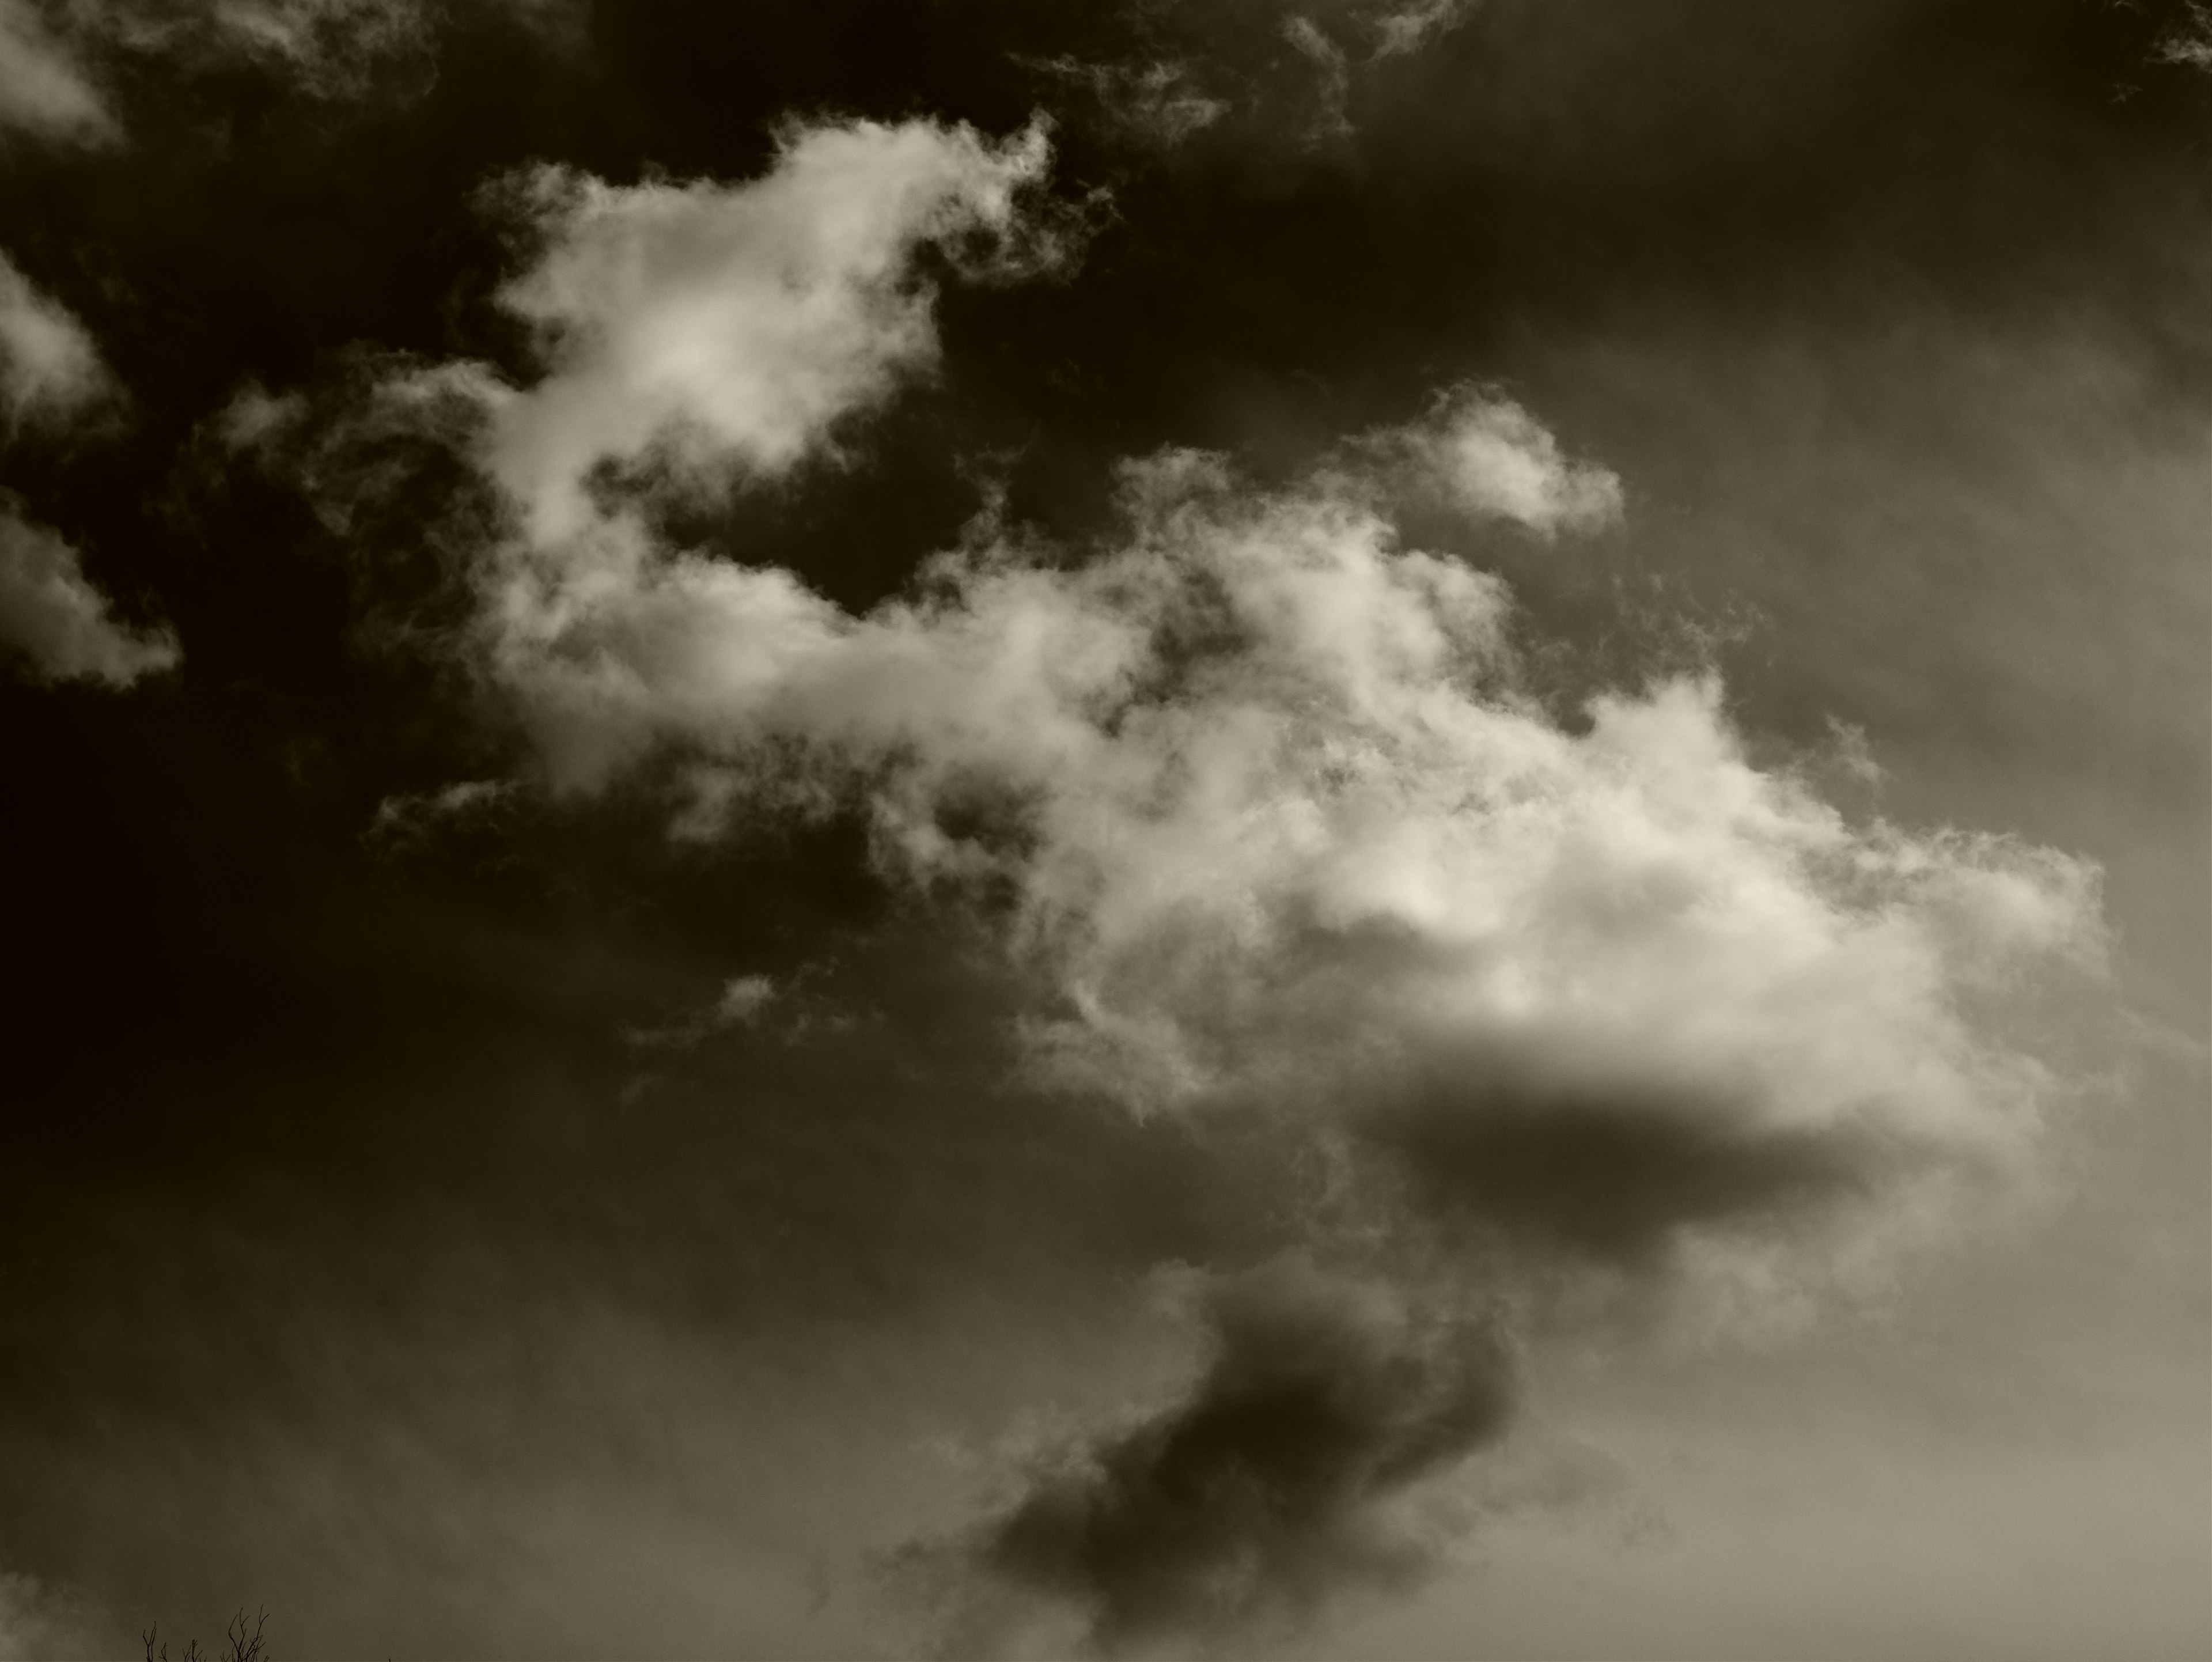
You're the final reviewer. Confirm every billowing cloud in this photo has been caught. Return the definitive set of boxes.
[462,116,1056,548]
[1362,382,1625,536]
[450,434,2094,1640]
[911,1259,1512,1657]
[0,250,110,426]
[0,0,113,142]
[0,501,178,685]
[377,105,2104,1649]
[467,426,2097,1259]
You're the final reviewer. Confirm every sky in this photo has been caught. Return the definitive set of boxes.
[0,2,2206,1658]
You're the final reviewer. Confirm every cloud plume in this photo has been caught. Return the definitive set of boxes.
[910,1259,1513,1657]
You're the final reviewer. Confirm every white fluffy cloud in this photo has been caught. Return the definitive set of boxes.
[472,116,1055,547]
[489,452,2089,1176]
[1370,382,1624,536]
[0,249,109,424]
[0,501,178,684]
[415,111,2096,1336]
[475,453,2093,1320]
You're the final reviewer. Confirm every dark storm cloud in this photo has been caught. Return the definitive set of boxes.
[1362,1073,1872,1270]
[910,1258,1514,1657]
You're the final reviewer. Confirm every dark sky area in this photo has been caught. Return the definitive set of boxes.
[0,3,2205,1657]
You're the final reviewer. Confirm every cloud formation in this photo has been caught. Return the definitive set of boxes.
[456,434,2093,1644]
[0,0,112,143]
[0,250,110,426]
[1365,0,1479,62]
[0,501,178,684]
[378,108,2105,1648]
[470,115,1057,548]
[916,1259,1512,1656]
[1358,382,1624,535]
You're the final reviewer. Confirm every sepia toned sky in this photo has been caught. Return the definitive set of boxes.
[0,3,2205,1658]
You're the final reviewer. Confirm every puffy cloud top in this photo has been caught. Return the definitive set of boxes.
[478,116,1056,546]
[425,123,2095,1322]
[1376,383,1625,536]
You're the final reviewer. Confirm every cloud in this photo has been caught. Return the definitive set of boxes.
[447,430,2097,1641]
[185,0,433,90]
[457,353,2100,1218]
[0,1568,93,1661]
[1282,14,1353,142]
[0,257,175,686]
[213,378,309,452]
[1366,0,1479,61]
[467,421,2097,1282]
[0,0,113,142]
[624,972,779,1050]
[9,0,578,134]
[907,1258,1513,1657]
[0,501,179,685]
[384,120,2101,1645]
[1361,383,1625,536]
[367,776,514,845]
[1366,1073,1871,1270]
[1029,56,1227,149]
[2154,2,2212,73]
[465,115,1058,548]
[0,250,110,426]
